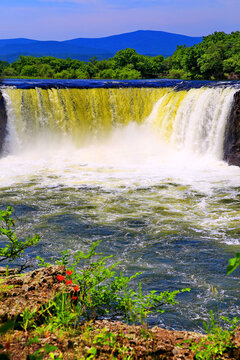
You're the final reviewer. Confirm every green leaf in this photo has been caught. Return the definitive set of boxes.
[227,253,240,274]
[44,344,58,354]
[27,337,41,346]
[88,347,97,355]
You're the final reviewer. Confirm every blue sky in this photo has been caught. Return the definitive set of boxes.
[1,0,240,40]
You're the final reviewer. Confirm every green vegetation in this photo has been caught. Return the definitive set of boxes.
[36,241,189,327]
[0,206,189,330]
[0,31,240,80]
[227,253,240,274]
[184,253,240,359]
[187,311,240,360]
[0,208,191,359]
[0,50,162,80]
[0,206,40,270]
[165,31,240,80]
[0,207,240,359]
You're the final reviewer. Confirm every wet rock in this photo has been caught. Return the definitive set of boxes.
[224,90,240,166]
[0,92,8,155]
[0,265,65,322]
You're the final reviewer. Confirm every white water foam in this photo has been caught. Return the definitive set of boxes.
[0,86,240,247]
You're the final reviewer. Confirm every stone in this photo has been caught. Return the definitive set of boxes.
[0,91,8,155]
[224,90,240,166]
[0,265,65,322]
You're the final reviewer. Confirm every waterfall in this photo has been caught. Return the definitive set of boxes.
[1,86,238,162]
[2,87,166,152]
[1,82,240,332]
[147,87,236,160]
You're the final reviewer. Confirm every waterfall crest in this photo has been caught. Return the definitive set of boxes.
[1,86,238,161]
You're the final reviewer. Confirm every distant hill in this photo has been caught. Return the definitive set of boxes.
[0,30,202,62]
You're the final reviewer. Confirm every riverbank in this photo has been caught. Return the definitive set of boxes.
[0,266,239,360]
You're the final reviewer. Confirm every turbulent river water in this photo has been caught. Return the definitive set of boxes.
[0,79,240,331]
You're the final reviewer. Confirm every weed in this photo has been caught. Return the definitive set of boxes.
[0,207,40,270]
[20,308,37,332]
[80,327,133,360]
[188,311,240,360]
[27,343,62,360]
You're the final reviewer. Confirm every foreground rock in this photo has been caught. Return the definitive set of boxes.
[0,266,239,359]
[0,265,65,322]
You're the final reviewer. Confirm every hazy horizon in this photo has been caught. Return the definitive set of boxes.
[0,29,204,42]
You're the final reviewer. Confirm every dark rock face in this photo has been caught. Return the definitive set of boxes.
[0,90,8,155]
[224,90,240,167]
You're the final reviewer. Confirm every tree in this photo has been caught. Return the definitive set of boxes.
[113,48,139,69]
[115,65,141,79]
[2,66,17,77]
[97,69,115,79]
[75,68,89,79]
[150,55,165,76]
[4,31,240,81]
[20,64,40,77]
[223,55,240,78]
[0,60,9,76]
[39,64,54,78]
[54,69,74,79]
[197,42,226,79]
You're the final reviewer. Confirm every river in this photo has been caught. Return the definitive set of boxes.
[0,79,240,331]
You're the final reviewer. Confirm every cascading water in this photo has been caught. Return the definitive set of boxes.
[0,80,240,331]
[2,87,165,152]
[1,86,237,159]
[147,87,236,159]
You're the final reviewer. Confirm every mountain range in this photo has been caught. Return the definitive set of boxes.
[0,30,202,62]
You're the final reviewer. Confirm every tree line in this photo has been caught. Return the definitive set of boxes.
[0,31,240,80]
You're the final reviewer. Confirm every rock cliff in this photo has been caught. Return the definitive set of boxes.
[0,90,7,155]
[224,90,240,166]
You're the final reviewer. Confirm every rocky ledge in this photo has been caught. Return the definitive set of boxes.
[0,265,65,323]
[224,90,240,167]
[0,91,8,155]
[0,266,239,359]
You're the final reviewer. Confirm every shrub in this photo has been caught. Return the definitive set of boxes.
[38,241,190,329]
[0,207,40,269]
[188,311,239,360]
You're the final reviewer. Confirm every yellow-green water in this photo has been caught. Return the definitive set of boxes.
[4,87,167,146]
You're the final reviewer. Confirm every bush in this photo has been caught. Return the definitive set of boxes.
[37,241,190,329]
[0,207,40,269]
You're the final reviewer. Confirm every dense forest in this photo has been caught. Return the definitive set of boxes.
[0,31,239,80]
